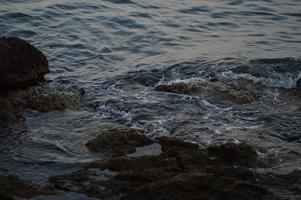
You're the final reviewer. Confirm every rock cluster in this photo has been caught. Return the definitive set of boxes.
[0,37,84,127]
[48,128,287,200]
[1,128,300,199]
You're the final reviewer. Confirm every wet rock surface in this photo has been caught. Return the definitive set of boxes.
[47,128,300,200]
[0,37,84,127]
[0,174,47,200]
[86,128,153,156]
[0,85,85,126]
[154,78,258,104]
[0,37,49,89]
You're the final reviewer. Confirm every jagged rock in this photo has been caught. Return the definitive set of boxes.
[155,78,256,104]
[207,143,258,167]
[50,129,270,200]
[0,174,45,200]
[0,37,49,89]
[0,37,86,127]
[155,82,203,95]
[86,128,153,156]
[0,85,84,126]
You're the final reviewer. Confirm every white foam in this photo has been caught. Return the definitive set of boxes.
[221,70,301,89]
[99,104,133,124]
[155,77,205,87]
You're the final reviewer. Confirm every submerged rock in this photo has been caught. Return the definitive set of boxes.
[155,78,256,104]
[27,85,85,112]
[0,85,85,126]
[86,128,153,156]
[50,129,271,200]
[0,37,49,89]
[155,81,203,95]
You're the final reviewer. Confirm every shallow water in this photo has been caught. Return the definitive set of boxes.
[0,0,301,198]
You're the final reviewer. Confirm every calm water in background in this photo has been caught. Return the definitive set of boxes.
[0,0,301,194]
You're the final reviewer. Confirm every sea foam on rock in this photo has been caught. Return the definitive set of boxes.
[155,78,257,104]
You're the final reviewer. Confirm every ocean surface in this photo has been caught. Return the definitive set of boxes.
[0,0,301,198]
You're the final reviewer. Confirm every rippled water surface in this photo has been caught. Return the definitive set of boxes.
[0,0,301,198]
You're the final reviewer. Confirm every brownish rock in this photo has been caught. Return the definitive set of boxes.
[86,128,153,156]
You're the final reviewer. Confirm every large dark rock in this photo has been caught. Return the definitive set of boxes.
[297,78,301,91]
[0,37,49,89]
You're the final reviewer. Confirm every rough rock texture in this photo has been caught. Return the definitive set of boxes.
[0,175,45,200]
[86,128,153,156]
[0,85,85,127]
[0,128,296,199]
[49,129,274,200]
[0,37,49,89]
[207,142,258,167]
[154,78,257,104]
[0,37,58,127]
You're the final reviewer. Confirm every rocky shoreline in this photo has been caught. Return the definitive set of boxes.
[1,127,300,200]
[0,38,300,199]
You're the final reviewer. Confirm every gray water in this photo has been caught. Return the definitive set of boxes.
[0,0,301,198]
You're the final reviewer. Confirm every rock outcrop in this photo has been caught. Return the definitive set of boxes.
[49,128,273,200]
[154,78,257,104]
[0,37,49,89]
[0,37,84,127]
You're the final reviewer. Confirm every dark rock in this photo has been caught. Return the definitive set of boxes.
[261,170,301,199]
[207,143,258,167]
[0,85,84,126]
[50,130,269,200]
[86,128,153,156]
[158,137,208,168]
[154,79,256,104]
[0,174,45,200]
[296,78,301,91]
[155,82,203,95]
[0,37,49,89]
[209,78,219,82]
[123,173,267,200]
